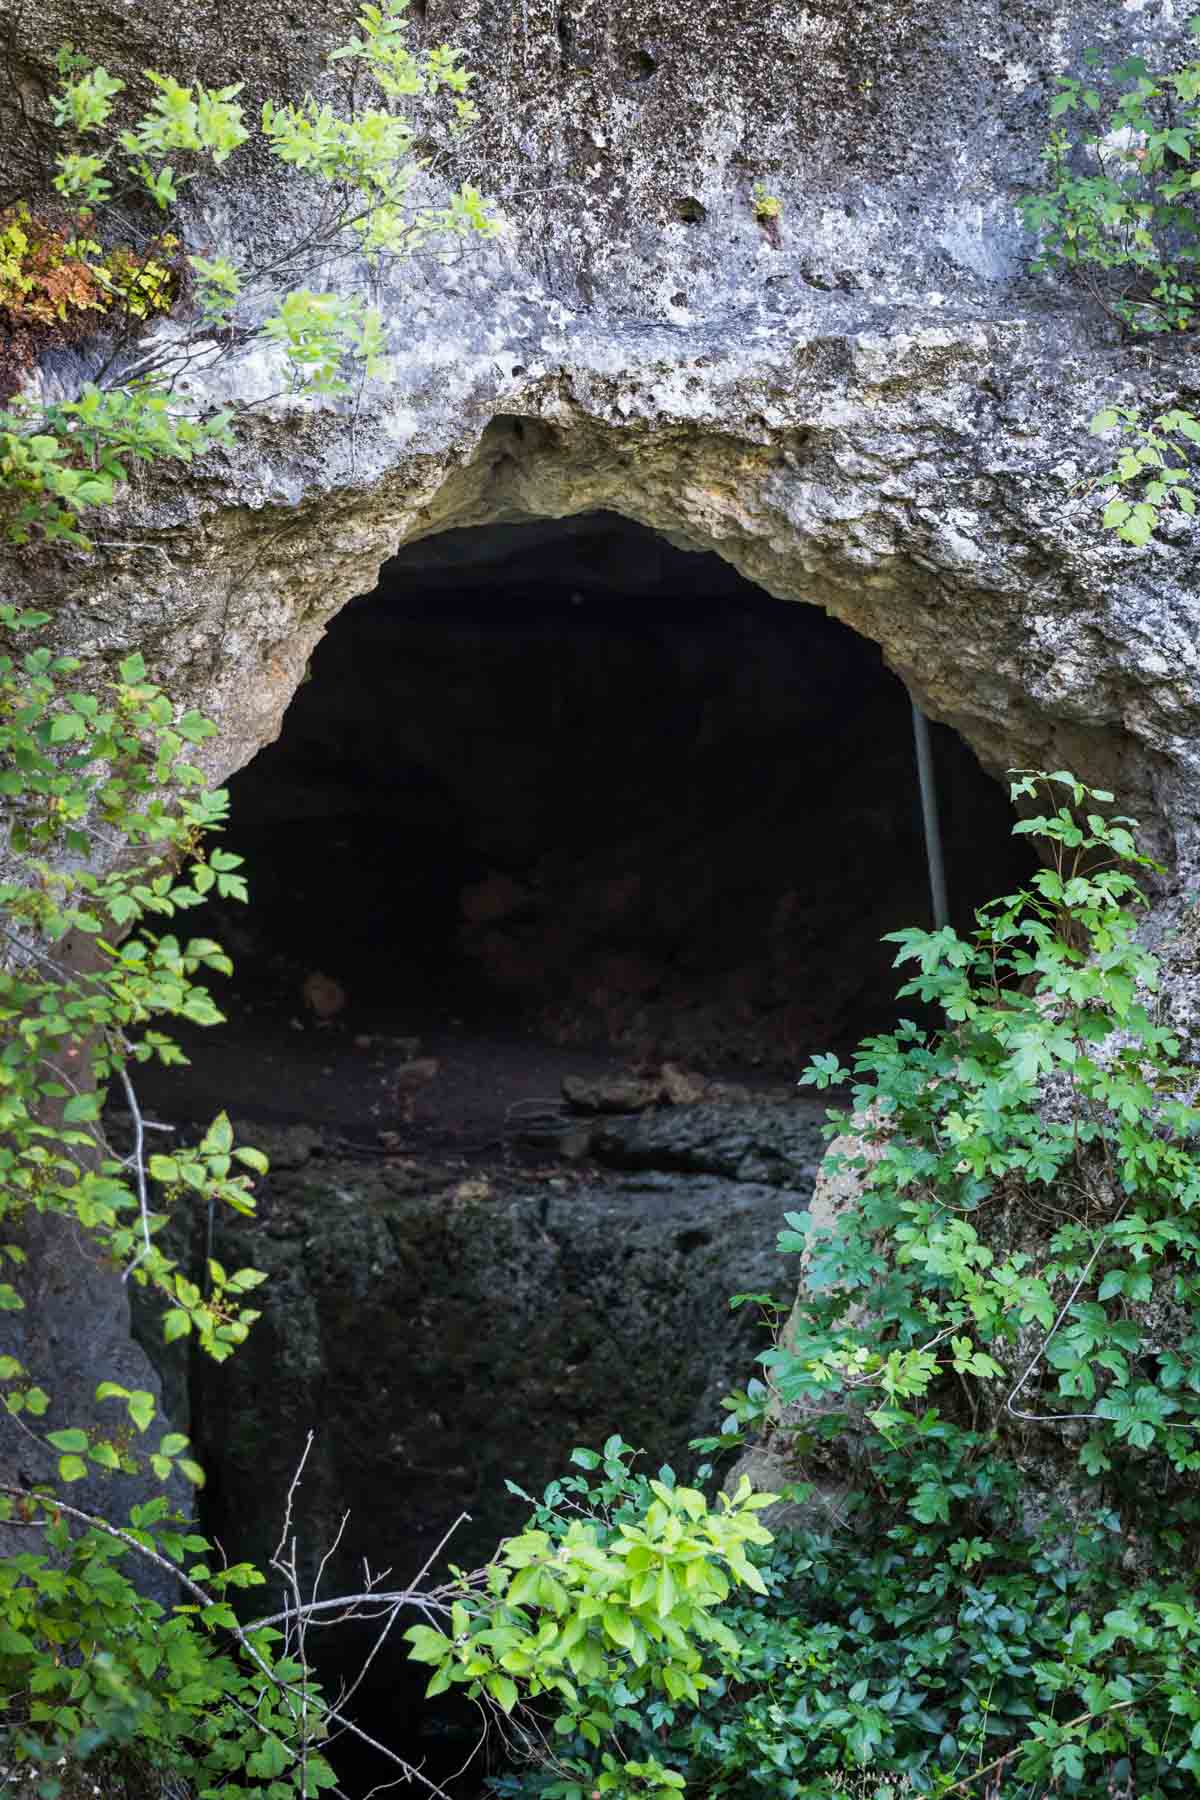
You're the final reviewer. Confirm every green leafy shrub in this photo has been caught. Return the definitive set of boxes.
[0,605,266,1355]
[0,1497,339,1798]
[1019,16,1200,335]
[1085,401,1200,544]
[493,1478,1199,1798]
[407,1436,776,1800]
[0,604,299,1793]
[493,774,1200,1798]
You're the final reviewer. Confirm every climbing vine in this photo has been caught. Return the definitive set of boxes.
[495,776,1200,1799]
[1085,401,1200,544]
[1019,15,1200,336]
[1020,16,1200,545]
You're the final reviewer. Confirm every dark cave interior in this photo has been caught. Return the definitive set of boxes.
[187,510,1035,1093]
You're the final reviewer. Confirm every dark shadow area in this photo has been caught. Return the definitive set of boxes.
[195,511,1033,1078]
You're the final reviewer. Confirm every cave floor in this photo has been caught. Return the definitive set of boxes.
[129,960,816,1156]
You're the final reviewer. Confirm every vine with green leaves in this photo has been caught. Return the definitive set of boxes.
[1018,15,1200,336]
[776,772,1200,1790]
[1019,16,1200,546]
[493,775,1200,1799]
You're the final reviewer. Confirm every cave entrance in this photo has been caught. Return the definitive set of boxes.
[162,511,1034,1133]
[143,512,1040,1794]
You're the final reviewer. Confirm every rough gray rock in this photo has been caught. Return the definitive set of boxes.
[0,0,1197,878]
[0,1211,186,1606]
[592,1100,829,1184]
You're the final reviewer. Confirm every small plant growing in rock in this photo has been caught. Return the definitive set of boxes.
[751,182,783,247]
[0,204,179,401]
[751,182,782,223]
[1085,400,1200,543]
[1029,19,1200,544]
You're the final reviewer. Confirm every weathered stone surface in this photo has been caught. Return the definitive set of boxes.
[592,1099,829,1184]
[562,1071,664,1112]
[0,1210,186,1606]
[562,1064,763,1112]
[726,1108,888,1513]
[0,0,1197,880]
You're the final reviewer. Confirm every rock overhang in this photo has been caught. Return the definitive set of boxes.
[0,0,1198,879]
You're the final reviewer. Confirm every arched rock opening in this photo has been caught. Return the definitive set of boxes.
[158,510,1035,1115]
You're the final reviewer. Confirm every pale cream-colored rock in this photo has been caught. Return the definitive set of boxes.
[728,1109,889,1517]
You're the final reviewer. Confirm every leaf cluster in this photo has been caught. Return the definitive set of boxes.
[1019,16,1200,335]
[0,0,499,546]
[0,203,178,404]
[1085,402,1200,545]
[495,1461,1200,1799]
[406,1440,776,1800]
[0,608,268,1387]
[0,1495,335,1799]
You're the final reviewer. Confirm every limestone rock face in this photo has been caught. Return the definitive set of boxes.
[0,0,1198,878]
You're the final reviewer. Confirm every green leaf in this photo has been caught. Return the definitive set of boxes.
[405,1626,451,1664]
[62,1091,102,1123]
[46,1427,88,1453]
[58,1454,88,1482]
[127,1389,156,1432]
[487,1672,518,1713]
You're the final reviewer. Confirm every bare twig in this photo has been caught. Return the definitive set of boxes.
[119,1063,154,1276]
[0,1479,467,1799]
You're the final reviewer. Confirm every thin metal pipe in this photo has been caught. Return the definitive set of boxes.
[911,700,950,930]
